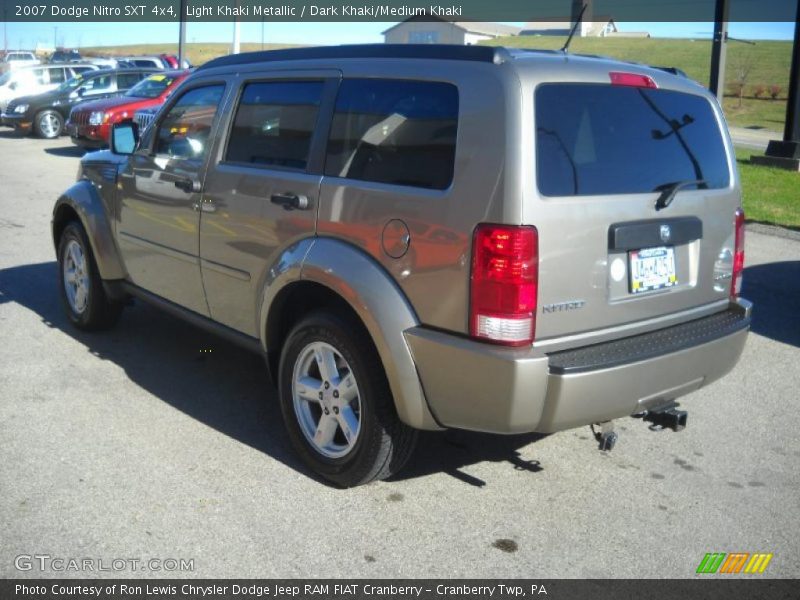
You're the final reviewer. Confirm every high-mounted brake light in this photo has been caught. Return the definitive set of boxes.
[731,208,745,298]
[609,71,658,89]
[470,224,538,346]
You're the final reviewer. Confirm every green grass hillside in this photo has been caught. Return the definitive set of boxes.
[482,36,793,132]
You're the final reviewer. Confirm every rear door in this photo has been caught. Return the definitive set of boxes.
[198,70,339,336]
[528,79,738,344]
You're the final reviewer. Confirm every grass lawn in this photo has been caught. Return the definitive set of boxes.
[735,147,800,229]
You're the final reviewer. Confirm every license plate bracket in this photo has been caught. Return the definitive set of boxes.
[629,246,677,294]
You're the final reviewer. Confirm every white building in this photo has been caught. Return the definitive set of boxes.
[521,0,649,38]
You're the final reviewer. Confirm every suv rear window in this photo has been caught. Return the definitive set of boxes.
[325,79,458,190]
[535,84,730,197]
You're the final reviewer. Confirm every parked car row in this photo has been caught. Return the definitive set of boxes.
[2,50,191,72]
[1,67,190,146]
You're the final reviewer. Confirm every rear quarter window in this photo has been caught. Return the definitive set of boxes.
[535,83,730,197]
[325,79,458,190]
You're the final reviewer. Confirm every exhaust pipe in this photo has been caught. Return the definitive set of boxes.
[643,402,687,432]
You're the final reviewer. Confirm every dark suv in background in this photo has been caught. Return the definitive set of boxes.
[3,68,157,138]
[50,49,83,63]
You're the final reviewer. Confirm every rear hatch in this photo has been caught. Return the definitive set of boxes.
[526,70,740,346]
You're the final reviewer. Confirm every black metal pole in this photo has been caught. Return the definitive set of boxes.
[178,0,187,67]
[783,0,800,143]
[709,0,730,98]
[758,0,800,166]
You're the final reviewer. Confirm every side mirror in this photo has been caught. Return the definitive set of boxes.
[111,121,139,155]
[8,81,17,91]
[77,87,85,96]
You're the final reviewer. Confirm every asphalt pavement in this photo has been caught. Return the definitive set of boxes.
[0,130,798,579]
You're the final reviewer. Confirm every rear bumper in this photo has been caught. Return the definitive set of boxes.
[405,299,751,434]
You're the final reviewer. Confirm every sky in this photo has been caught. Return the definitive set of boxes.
[2,21,795,51]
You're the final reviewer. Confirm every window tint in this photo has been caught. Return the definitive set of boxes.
[82,74,112,92]
[117,73,143,90]
[535,84,730,197]
[127,74,177,99]
[325,79,458,190]
[155,85,225,159]
[49,67,67,84]
[225,81,323,170]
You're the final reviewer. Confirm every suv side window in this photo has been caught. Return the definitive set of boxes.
[82,74,112,93]
[48,67,67,84]
[30,68,46,85]
[225,81,324,170]
[155,85,225,159]
[325,79,458,190]
[117,72,143,90]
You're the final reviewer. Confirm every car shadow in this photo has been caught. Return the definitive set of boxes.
[44,145,86,158]
[0,261,547,487]
[741,261,800,348]
[0,128,23,139]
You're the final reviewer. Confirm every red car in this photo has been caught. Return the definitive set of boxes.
[67,70,189,149]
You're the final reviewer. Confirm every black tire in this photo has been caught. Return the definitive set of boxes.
[278,311,417,487]
[34,109,64,139]
[57,221,122,330]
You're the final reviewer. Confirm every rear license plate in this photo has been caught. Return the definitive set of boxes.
[629,246,677,294]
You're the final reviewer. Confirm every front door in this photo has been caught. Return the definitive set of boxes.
[117,81,227,315]
[199,72,338,336]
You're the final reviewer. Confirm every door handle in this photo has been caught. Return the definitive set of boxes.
[270,193,310,211]
[174,177,202,193]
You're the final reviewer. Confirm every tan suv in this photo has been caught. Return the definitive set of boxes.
[52,45,751,486]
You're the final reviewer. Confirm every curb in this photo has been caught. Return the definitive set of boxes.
[746,221,800,242]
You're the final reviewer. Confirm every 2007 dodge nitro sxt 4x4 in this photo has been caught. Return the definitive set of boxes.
[52,45,751,486]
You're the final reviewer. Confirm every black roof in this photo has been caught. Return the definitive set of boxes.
[198,44,508,70]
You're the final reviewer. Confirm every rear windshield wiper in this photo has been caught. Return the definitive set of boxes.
[654,179,707,211]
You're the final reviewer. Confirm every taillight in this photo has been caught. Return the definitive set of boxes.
[470,224,538,346]
[731,208,745,298]
[609,71,658,89]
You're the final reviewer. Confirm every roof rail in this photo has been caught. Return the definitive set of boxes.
[197,44,510,70]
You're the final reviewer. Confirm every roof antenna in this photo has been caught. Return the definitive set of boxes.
[561,3,588,54]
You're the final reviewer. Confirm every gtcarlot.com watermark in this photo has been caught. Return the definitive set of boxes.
[15,554,194,573]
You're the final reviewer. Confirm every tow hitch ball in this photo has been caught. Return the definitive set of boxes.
[642,401,688,432]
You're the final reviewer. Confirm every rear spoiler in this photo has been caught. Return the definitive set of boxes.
[650,66,689,78]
